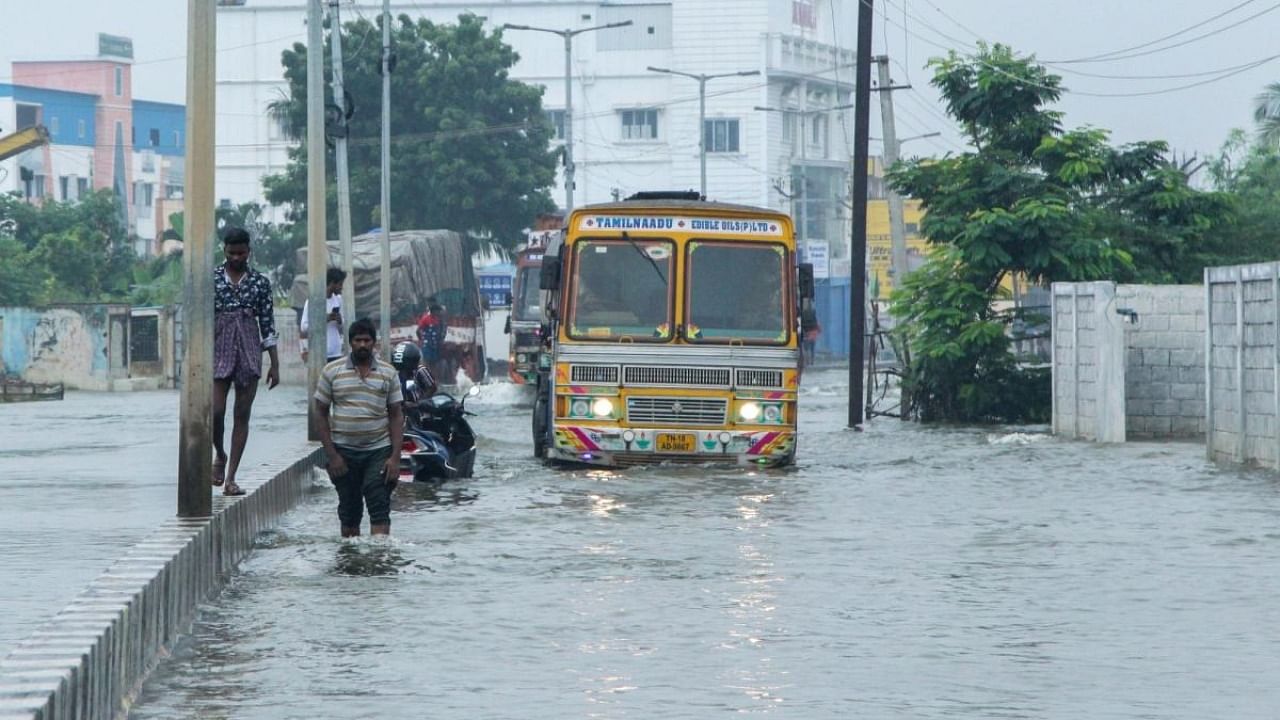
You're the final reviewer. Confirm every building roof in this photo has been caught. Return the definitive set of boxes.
[0,83,99,103]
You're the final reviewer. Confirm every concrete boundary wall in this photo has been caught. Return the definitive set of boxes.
[1205,263,1280,468]
[0,445,323,720]
[1052,282,1125,442]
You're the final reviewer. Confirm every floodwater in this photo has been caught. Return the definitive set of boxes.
[0,385,311,656]
[15,368,1280,718]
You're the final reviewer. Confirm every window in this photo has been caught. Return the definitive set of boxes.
[77,178,89,198]
[149,128,160,147]
[134,182,153,216]
[810,115,827,151]
[50,117,59,135]
[568,238,674,341]
[703,118,740,153]
[513,266,542,321]
[16,104,38,131]
[60,176,70,201]
[619,109,659,141]
[782,113,796,141]
[78,119,86,138]
[173,130,182,147]
[545,110,565,141]
[165,183,182,199]
[686,242,788,344]
[114,67,124,96]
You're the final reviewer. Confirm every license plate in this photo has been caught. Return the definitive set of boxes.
[655,433,696,453]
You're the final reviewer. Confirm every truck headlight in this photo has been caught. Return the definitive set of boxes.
[591,398,614,418]
[738,402,761,422]
[571,399,590,417]
[516,353,527,363]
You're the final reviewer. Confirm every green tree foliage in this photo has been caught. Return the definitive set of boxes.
[0,190,136,304]
[263,13,558,251]
[889,44,1230,423]
[1206,129,1280,267]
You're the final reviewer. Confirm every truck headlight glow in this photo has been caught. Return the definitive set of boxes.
[738,402,761,422]
[591,398,614,418]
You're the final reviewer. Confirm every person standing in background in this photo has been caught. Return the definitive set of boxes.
[301,267,348,363]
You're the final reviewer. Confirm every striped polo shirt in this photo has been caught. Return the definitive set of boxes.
[314,356,403,450]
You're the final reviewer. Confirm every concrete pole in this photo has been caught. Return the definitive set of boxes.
[178,0,216,517]
[329,0,356,318]
[876,55,908,289]
[698,76,707,198]
[849,0,874,428]
[563,32,574,213]
[307,0,328,441]
[379,0,393,357]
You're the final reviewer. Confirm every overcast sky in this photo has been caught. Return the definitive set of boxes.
[2,0,1276,163]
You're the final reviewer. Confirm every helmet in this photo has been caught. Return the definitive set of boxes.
[391,341,421,373]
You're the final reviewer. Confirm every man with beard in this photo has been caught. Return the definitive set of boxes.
[212,227,279,496]
[313,318,405,537]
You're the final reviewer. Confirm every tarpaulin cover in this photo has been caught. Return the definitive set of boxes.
[291,229,480,324]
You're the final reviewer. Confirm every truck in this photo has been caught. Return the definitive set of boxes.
[291,228,488,383]
[505,227,556,384]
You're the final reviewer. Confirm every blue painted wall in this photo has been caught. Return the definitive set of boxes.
[0,83,97,148]
[131,100,186,157]
[0,305,113,388]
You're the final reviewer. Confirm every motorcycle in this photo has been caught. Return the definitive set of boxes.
[400,383,480,482]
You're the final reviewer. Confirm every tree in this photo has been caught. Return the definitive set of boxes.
[263,13,558,252]
[1253,82,1280,148]
[1205,129,1280,268]
[888,44,1230,423]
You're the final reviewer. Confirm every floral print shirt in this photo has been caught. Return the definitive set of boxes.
[214,264,278,348]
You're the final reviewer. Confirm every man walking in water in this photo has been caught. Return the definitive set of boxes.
[213,227,280,496]
[313,318,404,537]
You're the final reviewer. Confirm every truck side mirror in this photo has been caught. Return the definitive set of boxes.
[503,315,511,334]
[800,298,818,334]
[505,292,513,306]
[797,263,815,300]
[539,252,561,290]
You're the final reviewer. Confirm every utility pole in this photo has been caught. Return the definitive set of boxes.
[379,0,393,357]
[875,55,908,288]
[647,66,759,198]
[849,0,874,428]
[307,0,328,441]
[755,103,853,250]
[504,20,633,213]
[178,0,215,517]
[329,0,356,318]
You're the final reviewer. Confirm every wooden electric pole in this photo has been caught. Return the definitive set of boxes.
[849,0,874,428]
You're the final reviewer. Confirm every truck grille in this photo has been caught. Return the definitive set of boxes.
[570,364,619,384]
[623,366,730,387]
[735,369,783,388]
[626,397,727,426]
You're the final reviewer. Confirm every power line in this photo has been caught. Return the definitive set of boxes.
[1046,0,1268,64]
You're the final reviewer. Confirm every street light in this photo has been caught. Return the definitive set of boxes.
[503,20,633,213]
[755,103,853,245]
[647,66,759,198]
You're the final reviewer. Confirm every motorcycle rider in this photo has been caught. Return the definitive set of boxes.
[391,341,437,424]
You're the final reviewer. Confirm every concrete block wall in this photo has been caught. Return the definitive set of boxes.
[1052,282,1125,442]
[1206,263,1280,468]
[1117,285,1206,439]
[0,445,323,720]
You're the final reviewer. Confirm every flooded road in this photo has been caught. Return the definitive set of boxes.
[0,385,310,656]
[16,368,1280,718]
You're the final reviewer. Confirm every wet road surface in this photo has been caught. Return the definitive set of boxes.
[12,369,1280,718]
[0,385,310,656]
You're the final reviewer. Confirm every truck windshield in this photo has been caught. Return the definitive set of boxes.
[512,266,541,321]
[685,241,788,344]
[568,238,674,341]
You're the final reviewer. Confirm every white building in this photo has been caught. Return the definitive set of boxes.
[215,0,857,259]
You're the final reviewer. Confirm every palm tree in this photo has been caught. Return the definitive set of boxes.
[1252,82,1280,147]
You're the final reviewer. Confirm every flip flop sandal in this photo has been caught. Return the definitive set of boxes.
[212,459,226,486]
[223,482,246,497]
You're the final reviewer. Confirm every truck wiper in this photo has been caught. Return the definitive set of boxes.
[621,232,667,286]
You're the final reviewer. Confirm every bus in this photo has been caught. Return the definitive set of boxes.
[505,232,552,384]
[532,191,814,467]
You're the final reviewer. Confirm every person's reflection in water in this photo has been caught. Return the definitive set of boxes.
[331,541,412,577]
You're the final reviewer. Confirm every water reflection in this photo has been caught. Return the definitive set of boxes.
[331,540,413,577]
